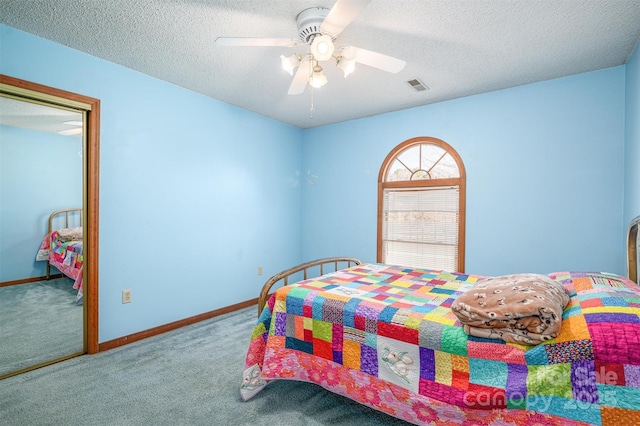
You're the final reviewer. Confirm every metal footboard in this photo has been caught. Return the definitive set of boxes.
[46,208,82,279]
[257,257,362,316]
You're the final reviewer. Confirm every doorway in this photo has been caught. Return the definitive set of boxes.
[0,75,99,378]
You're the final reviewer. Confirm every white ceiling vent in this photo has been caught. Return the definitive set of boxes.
[406,78,429,92]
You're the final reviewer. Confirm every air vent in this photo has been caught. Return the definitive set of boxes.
[406,78,429,92]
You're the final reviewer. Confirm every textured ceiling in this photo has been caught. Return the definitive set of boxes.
[0,96,82,135]
[1,0,639,129]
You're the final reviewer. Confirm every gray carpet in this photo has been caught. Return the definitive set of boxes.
[0,306,411,425]
[0,278,83,376]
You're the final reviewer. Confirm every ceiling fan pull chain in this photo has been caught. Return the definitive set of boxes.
[309,57,315,119]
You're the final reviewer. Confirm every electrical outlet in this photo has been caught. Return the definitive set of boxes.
[122,289,132,304]
[257,266,263,276]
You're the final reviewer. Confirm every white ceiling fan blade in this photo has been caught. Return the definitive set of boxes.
[320,0,371,38]
[215,37,300,47]
[288,61,310,95]
[341,46,406,74]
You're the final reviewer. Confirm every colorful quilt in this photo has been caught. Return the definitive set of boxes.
[36,229,84,304]
[241,264,640,426]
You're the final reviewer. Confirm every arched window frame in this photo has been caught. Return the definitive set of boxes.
[377,136,467,272]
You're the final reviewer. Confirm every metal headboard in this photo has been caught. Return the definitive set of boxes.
[628,215,640,283]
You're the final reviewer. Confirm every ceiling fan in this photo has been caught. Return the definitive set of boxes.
[215,0,406,95]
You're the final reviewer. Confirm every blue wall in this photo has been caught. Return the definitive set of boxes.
[1,23,636,342]
[625,43,640,234]
[0,125,82,281]
[1,25,303,342]
[302,67,626,277]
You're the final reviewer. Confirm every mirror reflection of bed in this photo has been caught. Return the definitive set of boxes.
[0,95,84,378]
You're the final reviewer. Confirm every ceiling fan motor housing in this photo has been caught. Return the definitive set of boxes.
[296,7,335,43]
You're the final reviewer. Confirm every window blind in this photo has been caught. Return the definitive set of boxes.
[382,186,459,271]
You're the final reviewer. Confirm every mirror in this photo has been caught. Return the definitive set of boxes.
[0,96,84,376]
[0,75,100,379]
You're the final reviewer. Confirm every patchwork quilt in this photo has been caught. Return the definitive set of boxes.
[241,264,640,425]
[36,230,84,303]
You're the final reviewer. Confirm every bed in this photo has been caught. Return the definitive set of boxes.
[240,225,640,424]
[35,208,84,304]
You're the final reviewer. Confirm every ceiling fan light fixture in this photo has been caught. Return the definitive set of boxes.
[280,53,300,75]
[310,34,334,61]
[309,64,328,88]
[217,3,407,102]
[336,56,356,77]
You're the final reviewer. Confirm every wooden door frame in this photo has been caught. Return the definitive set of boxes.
[0,74,100,354]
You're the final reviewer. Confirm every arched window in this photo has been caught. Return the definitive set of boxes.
[377,137,466,272]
